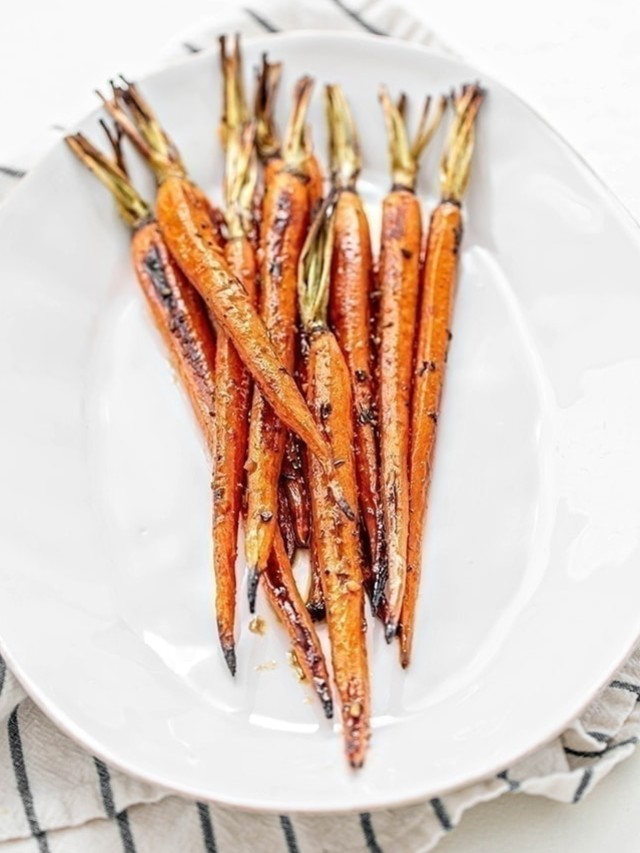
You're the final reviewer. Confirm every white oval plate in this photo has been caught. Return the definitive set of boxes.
[1,31,640,813]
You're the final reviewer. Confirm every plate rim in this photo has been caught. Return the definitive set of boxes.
[1,28,640,813]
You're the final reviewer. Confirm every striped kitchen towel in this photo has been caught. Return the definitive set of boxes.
[2,1,640,851]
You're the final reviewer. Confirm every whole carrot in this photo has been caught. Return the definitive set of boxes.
[244,77,314,611]
[399,85,485,667]
[263,531,333,719]
[377,88,445,639]
[65,131,217,452]
[212,36,259,675]
[301,196,370,768]
[103,79,334,472]
[325,84,385,612]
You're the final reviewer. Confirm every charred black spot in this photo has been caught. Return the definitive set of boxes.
[452,222,463,256]
[357,406,376,426]
[428,411,439,424]
[269,260,283,279]
[320,402,332,421]
[144,243,173,300]
[419,360,437,376]
[354,369,367,383]
[401,247,413,260]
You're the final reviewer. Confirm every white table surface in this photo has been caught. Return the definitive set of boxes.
[2,0,640,849]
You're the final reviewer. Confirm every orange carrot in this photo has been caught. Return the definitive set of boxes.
[244,77,314,610]
[103,79,333,473]
[325,84,385,613]
[400,85,485,667]
[64,131,217,452]
[263,531,333,718]
[377,88,445,639]
[301,197,370,768]
[211,36,258,675]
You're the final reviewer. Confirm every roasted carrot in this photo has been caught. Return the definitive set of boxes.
[377,88,445,639]
[244,77,314,611]
[65,131,217,452]
[301,196,370,768]
[211,36,259,675]
[263,531,333,718]
[103,79,333,472]
[399,85,485,667]
[325,84,385,613]
[281,432,311,548]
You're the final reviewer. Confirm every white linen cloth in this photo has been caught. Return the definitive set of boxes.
[1,1,640,850]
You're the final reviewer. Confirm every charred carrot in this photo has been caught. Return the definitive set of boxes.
[399,85,485,667]
[325,84,386,612]
[244,77,314,610]
[281,432,311,548]
[263,531,333,718]
[301,196,370,768]
[65,131,217,451]
[103,79,333,472]
[211,36,259,675]
[377,88,445,639]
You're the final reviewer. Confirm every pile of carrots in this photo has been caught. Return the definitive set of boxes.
[66,36,484,769]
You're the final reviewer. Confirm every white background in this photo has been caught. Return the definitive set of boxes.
[2,0,640,849]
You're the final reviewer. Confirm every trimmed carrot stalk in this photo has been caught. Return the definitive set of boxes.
[244,77,314,611]
[301,197,370,768]
[377,87,446,640]
[325,84,385,613]
[263,531,333,718]
[400,84,485,667]
[212,36,259,675]
[281,432,311,548]
[103,79,333,473]
[64,132,217,451]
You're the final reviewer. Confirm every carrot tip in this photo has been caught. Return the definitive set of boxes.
[306,601,326,623]
[247,568,260,613]
[320,690,334,720]
[384,620,398,644]
[222,643,237,677]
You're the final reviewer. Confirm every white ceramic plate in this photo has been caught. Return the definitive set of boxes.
[1,31,640,813]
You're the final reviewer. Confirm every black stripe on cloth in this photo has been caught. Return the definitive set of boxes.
[587,731,611,743]
[94,757,137,853]
[572,767,593,803]
[430,798,452,831]
[279,815,299,853]
[360,812,383,853]
[183,42,203,54]
[496,770,519,791]
[8,706,51,853]
[610,679,640,699]
[0,656,6,695]
[244,7,280,32]
[0,165,26,179]
[196,802,217,853]
[327,0,387,36]
[564,736,638,759]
